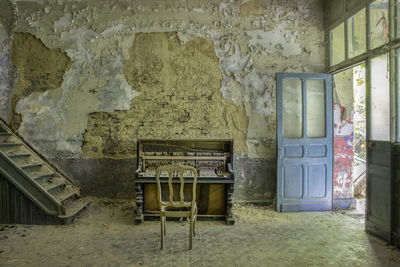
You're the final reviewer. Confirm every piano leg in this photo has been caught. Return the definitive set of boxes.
[226,183,235,225]
[135,183,144,224]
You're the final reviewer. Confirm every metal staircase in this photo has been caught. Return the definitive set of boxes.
[0,120,89,224]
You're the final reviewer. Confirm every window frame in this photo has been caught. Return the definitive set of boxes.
[327,0,399,142]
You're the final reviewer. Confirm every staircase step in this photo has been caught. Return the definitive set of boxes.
[7,153,31,158]
[0,132,12,141]
[42,177,66,193]
[7,153,32,165]
[58,199,90,224]
[32,173,55,183]
[0,143,23,153]
[0,143,22,147]
[20,163,43,171]
[54,186,79,204]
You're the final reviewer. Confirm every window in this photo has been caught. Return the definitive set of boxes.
[370,54,390,141]
[330,23,345,66]
[306,80,326,138]
[397,49,400,141]
[283,79,302,138]
[397,0,400,38]
[369,0,389,49]
[347,8,366,58]
[327,0,400,141]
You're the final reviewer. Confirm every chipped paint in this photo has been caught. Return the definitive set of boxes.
[334,134,354,199]
[333,73,355,200]
[240,0,263,16]
[247,23,302,58]
[333,65,365,204]
[0,24,12,122]
[334,103,353,136]
[11,33,72,130]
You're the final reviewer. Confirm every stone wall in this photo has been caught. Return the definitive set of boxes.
[0,0,325,201]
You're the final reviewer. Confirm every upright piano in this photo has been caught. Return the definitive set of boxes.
[135,139,235,225]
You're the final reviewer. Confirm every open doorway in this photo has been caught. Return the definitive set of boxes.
[333,63,366,220]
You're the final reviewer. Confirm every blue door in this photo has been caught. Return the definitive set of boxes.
[277,73,333,212]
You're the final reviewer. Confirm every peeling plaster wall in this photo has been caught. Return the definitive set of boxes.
[333,69,355,209]
[333,65,366,209]
[4,0,325,200]
[11,32,72,129]
[0,24,13,122]
[0,0,14,123]
[82,32,248,158]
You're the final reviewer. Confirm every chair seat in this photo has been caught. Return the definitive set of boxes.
[161,203,197,217]
[161,211,192,217]
[160,201,192,208]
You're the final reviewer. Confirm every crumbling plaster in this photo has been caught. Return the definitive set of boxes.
[0,24,13,123]
[11,32,72,130]
[0,0,14,123]
[83,32,249,158]
[0,0,325,200]
[6,0,324,160]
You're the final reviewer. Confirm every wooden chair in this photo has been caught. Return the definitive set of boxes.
[155,164,198,250]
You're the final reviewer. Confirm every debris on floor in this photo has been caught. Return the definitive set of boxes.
[0,198,400,267]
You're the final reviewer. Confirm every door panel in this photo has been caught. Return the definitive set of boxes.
[308,145,326,157]
[308,165,327,198]
[284,146,303,158]
[277,73,333,212]
[392,145,400,247]
[366,141,392,241]
[283,165,303,199]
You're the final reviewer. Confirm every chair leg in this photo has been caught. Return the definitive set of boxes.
[193,217,196,237]
[193,207,197,237]
[190,218,194,250]
[163,217,166,236]
[160,216,164,250]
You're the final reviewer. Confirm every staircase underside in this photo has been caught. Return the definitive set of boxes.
[0,120,89,224]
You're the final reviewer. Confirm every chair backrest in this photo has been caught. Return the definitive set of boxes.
[155,164,198,209]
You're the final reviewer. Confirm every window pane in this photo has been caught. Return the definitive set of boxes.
[283,79,302,138]
[369,0,389,49]
[347,8,366,58]
[398,49,400,141]
[306,80,326,138]
[330,23,345,66]
[397,0,400,38]
[370,54,390,141]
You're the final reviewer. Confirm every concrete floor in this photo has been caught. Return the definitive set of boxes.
[1,198,400,267]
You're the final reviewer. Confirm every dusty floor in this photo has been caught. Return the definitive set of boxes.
[1,198,399,267]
